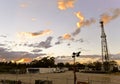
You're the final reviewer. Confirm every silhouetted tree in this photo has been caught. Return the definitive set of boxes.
[49,57,55,67]
[65,62,71,67]
[76,62,85,69]
[87,62,95,69]
[29,56,55,68]
[57,62,64,69]
[103,61,110,72]
[93,61,102,71]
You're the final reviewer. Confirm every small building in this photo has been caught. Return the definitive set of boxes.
[26,68,56,74]
[26,67,68,74]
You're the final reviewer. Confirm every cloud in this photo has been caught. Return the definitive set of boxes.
[100,8,120,24]
[55,29,84,46]
[17,29,52,39]
[31,30,52,36]
[32,49,42,53]
[19,29,52,37]
[55,11,95,46]
[0,47,27,60]
[16,58,32,63]
[71,8,120,38]
[0,44,5,46]
[55,55,101,64]
[75,12,84,21]
[58,33,73,40]
[75,12,96,28]
[75,8,120,28]
[55,54,120,64]
[55,33,74,45]
[75,12,84,28]
[0,47,46,63]
[72,12,96,38]
[75,38,84,43]
[62,33,72,40]
[82,18,96,26]
[58,0,76,10]
[76,19,96,28]
[55,40,61,45]
[72,28,81,36]
[0,35,7,38]
[28,36,53,48]
[0,46,120,64]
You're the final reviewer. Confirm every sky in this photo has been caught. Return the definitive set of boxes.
[0,0,120,63]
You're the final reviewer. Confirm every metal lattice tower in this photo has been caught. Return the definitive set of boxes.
[100,21,109,63]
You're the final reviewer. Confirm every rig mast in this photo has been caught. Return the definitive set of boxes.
[100,21,110,71]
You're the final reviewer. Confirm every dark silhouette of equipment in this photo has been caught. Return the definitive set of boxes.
[100,21,110,71]
[72,51,81,84]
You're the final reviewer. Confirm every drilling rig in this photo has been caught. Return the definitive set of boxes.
[100,21,110,72]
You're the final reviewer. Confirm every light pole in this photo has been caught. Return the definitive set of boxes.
[72,51,81,84]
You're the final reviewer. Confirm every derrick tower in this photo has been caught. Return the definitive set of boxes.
[100,21,109,63]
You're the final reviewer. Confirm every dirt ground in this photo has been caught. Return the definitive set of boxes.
[0,71,119,84]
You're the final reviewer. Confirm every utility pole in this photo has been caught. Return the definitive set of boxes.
[72,51,81,84]
[100,21,110,72]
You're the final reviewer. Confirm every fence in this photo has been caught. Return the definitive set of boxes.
[0,72,120,84]
[0,77,119,84]
[0,80,22,84]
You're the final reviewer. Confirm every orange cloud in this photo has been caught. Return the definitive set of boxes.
[75,12,85,28]
[101,13,112,24]
[76,21,84,28]
[75,12,84,21]
[62,33,71,40]
[31,29,52,36]
[75,12,96,28]
[17,29,52,38]
[101,8,120,24]
[16,58,32,63]
[58,0,75,10]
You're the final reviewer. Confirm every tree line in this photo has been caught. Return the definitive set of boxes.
[0,56,119,73]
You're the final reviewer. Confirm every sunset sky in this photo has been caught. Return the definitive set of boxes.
[0,0,120,63]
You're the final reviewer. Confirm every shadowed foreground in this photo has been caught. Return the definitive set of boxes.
[0,71,119,84]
